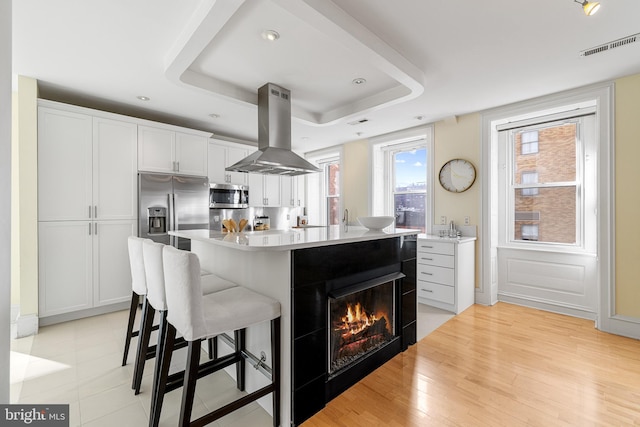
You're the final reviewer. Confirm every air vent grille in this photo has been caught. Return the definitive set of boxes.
[580,33,639,57]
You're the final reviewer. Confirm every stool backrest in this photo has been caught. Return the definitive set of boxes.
[128,236,148,295]
[143,240,167,311]
[162,245,206,341]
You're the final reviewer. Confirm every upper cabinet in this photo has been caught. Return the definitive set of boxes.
[138,125,209,176]
[38,106,138,221]
[248,174,281,207]
[208,139,252,185]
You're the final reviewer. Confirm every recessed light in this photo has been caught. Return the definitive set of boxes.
[261,30,280,42]
[137,96,150,101]
[352,78,367,85]
[208,113,220,119]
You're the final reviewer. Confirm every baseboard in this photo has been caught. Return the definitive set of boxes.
[38,301,130,327]
[14,313,39,338]
[498,292,597,321]
[599,314,640,340]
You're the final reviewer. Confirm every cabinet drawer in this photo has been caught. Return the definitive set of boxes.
[417,252,454,268]
[417,281,455,304]
[417,240,454,256]
[417,264,454,285]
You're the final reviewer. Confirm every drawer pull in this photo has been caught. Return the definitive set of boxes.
[421,245,434,249]
[421,272,433,276]
[421,257,433,261]
[421,288,433,293]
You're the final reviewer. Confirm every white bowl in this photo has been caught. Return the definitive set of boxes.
[357,216,395,230]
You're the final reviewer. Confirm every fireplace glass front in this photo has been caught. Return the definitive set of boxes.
[328,278,396,376]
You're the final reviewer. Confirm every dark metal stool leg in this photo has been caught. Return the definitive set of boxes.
[179,340,201,427]
[272,318,281,427]
[122,292,139,366]
[149,323,176,427]
[235,329,246,391]
[132,298,154,394]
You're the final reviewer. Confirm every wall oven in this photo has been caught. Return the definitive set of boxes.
[209,183,249,208]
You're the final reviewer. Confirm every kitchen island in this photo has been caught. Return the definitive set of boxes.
[170,226,419,426]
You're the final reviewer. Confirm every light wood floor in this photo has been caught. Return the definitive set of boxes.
[303,302,640,426]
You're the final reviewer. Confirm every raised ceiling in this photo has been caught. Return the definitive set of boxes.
[12,0,640,153]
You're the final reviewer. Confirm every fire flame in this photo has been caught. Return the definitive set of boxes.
[337,302,379,337]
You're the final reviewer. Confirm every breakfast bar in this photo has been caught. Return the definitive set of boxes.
[170,226,419,426]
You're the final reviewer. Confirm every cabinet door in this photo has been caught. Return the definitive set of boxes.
[38,107,93,221]
[264,175,281,206]
[208,142,228,183]
[295,175,306,208]
[93,117,138,220]
[38,221,93,317]
[226,145,249,185]
[93,220,137,306]
[138,125,175,173]
[248,173,265,206]
[176,132,208,176]
[281,176,294,207]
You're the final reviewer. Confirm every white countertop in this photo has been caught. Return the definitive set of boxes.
[418,233,477,243]
[170,225,420,251]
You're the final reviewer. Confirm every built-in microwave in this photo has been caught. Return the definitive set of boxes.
[209,183,249,208]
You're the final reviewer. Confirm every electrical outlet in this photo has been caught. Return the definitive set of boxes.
[440,216,447,225]
[214,215,220,222]
[464,216,470,225]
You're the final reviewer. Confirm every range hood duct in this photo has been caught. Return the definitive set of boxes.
[226,83,321,176]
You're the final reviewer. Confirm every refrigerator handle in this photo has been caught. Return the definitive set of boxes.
[168,193,177,248]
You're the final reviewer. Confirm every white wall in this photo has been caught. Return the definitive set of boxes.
[1,0,12,403]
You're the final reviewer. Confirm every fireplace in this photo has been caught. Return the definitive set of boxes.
[328,276,397,377]
[291,237,417,426]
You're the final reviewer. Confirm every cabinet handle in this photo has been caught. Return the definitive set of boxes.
[89,205,92,219]
[176,161,180,171]
[421,272,433,276]
[94,223,98,235]
[421,245,434,249]
[94,206,97,218]
[89,223,92,235]
[422,289,433,293]
[421,257,433,261]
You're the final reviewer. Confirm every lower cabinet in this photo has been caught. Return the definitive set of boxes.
[38,220,136,318]
[416,236,476,314]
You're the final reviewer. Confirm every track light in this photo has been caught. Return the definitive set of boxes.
[574,0,601,16]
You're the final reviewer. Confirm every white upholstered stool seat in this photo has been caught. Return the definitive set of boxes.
[130,240,238,395]
[149,245,281,427]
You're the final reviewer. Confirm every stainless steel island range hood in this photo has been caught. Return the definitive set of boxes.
[226,83,321,176]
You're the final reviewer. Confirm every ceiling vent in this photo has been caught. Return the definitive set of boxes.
[580,33,639,57]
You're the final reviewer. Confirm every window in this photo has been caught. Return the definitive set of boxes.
[392,148,427,232]
[521,130,539,154]
[371,127,432,234]
[521,224,539,241]
[306,150,341,226]
[510,121,582,245]
[520,171,539,196]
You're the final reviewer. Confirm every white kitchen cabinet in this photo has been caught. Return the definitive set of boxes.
[281,176,294,207]
[93,220,137,307]
[249,173,281,207]
[416,236,476,314]
[38,107,138,221]
[138,125,209,176]
[38,220,136,317]
[208,139,251,185]
[38,107,93,221]
[38,221,93,317]
[37,101,139,321]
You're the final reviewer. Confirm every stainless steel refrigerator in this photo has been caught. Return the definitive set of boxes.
[138,173,209,250]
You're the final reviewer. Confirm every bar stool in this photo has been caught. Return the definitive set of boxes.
[131,240,238,395]
[150,245,281,427]
[122,236,154,366]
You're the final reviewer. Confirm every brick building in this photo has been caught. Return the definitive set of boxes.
[513,123,577,243]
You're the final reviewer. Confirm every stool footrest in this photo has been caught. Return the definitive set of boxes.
[164,351,244,394]
[189,383,276,427]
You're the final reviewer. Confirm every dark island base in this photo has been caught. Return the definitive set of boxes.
[291,236,417,425]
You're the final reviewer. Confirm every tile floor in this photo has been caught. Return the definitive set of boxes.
[10,304,453,426]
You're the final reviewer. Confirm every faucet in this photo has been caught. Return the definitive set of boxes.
[343,209,349,232]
